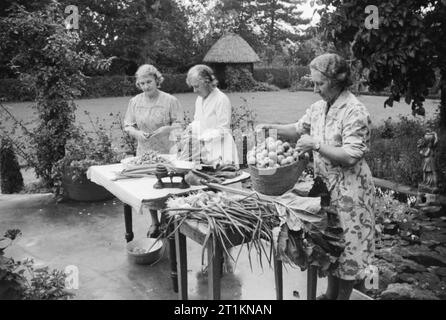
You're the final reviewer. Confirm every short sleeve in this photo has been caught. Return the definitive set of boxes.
[342,105,371,159]
[294,106,312,135]
[124,97,137,128]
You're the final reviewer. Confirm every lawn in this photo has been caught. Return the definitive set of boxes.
[4,90,440,131]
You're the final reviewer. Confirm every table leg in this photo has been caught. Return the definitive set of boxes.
[208,237,222,300]
[274,258,283,300]
[168,222,179,293]
[124,204,133,243]
[175,224,188,300]
[307,266,318,300]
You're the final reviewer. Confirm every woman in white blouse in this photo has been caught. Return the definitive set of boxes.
[186,64,239,167]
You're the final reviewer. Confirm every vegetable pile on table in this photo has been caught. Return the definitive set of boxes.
[164,190,281,269]
[114,150,173,180]
[127,150,168,166]
[162,185,346,273]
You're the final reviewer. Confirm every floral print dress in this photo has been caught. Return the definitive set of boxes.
[295,90,375,280]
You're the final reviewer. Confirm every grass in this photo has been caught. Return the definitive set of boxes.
[1,90,441,191]
[3,90,440,131]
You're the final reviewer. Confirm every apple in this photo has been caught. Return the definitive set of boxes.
[286,156,294,164]
[276,146,284,154]
[265,137,275,145]
[282,142,290,152]
[247,156,256,165]
[267,142,277,152]
[268,151,277,161]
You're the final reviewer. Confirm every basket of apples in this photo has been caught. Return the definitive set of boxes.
[247,136,308,196]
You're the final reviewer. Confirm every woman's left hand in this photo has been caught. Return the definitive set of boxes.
[296,134,318,153]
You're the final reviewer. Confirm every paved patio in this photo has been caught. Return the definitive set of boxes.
[1,194,328,300]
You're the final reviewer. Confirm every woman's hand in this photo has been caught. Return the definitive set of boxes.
[296,134,318,153]
[134,130,151,140]
[255,123,271,132]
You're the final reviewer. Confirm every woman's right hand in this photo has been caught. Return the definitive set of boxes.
[134,130,150,140]
[255,123,272,133]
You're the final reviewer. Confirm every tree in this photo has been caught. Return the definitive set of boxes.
[256,0,310,46]
[212,0,263,52]
[0,2,111,187]
[63,0,198,74]
[0,138,24,194]
[317,0,446,128]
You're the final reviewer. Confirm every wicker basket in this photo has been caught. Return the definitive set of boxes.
[249,158,308,196]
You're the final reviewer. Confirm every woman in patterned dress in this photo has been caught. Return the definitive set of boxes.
[124,64,183,238]
[257,53,375,300]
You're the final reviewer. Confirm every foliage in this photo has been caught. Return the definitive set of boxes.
[317,0,446,126]
[60,0,199,74]
[0,3,112,187]
[111,112,137,156]
[290,74,313,91]
[254,66,310,89]
[0,229,73,300]
[225,66,280,93]
[208,0,263,53]
[366,116,445,190]
[226,66,258,92]
[256,0,310,46]
[0,74,192,102]
[231,97,258,133]
[52,111,125,197]
[0,138,24,194]
[254,82,280,92]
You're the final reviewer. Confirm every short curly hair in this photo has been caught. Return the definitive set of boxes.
[310,53,353,90]
[135,64,164,87]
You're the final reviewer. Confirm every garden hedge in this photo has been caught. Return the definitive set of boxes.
[253,66,310,89]
[0,74,192,102]
[1,67,440,102]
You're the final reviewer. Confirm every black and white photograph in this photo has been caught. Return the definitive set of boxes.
[0,0,445,304]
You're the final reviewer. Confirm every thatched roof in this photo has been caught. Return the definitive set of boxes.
[203,33,260,64]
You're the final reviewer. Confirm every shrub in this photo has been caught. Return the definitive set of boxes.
[160,73,191,94]
[226,66,280,92]
[0,73,192,102]
[289,74,313,91]
[253,67,289,88]
[226,66,258,92]
[52,111,125,198]
[253,82,280,92]
[0,138,24,194]
[366,116,444,191]
[0,3,112,188]
[253,66,310,89]
[0,78,35,102]
[0,229,73,300]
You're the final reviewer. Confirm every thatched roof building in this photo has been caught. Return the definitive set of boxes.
[203,33,260,88]
[203,33,260,64]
